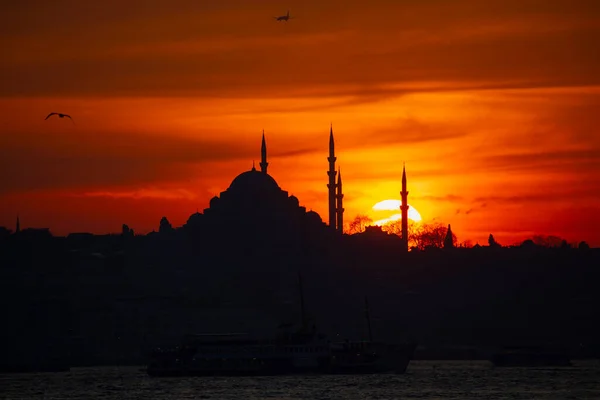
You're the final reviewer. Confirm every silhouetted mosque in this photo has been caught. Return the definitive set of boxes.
[181,125,411,251]
[184,128,339,236]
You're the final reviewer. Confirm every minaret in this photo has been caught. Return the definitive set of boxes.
[260,130,268,174]
[336,167,344,233]
[400,164,409,252]
[15,214,20,234]
[327,124,337,230]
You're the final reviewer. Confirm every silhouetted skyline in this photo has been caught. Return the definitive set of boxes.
[1,0,599,246]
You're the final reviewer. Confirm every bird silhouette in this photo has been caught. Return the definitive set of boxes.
[45,112,74,123]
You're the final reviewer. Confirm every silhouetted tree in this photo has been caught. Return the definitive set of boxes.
[458,240,473,248]
[488,234,500,248]
[381,219,402,236]
[531,235,566,248]
[579,241,590,250]
[381,220,457,250]
[380,219,419,246]
[159,217,173,234]
[413,222,457,250]
[521,239,536,249]
[348,214,373,234]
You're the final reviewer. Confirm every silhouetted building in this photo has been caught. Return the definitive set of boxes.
[400,164,409,252]
[159,217,173,234]
[260,130,268,174]
[0,226,11,238]
[327,125,344,233]
[18,228,52,240]
[336,168,344,234]
[327,125,338,231]
[15,215,20,234]
[188,133,327,244]
[122,224,134,238]
[184,128,341,241]
[444,224,454,249]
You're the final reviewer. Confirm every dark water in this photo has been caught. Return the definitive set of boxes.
[2,360,600,399]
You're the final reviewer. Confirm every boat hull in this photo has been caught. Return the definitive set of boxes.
[147,356,332,377]
[147,344,415,377]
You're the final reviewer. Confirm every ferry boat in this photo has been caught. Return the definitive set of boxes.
[146,275,417,376]
[147,330,416,376]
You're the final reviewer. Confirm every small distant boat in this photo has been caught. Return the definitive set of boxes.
[490,346,571,367]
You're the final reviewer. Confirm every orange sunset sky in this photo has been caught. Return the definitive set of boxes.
[1,0,599,246]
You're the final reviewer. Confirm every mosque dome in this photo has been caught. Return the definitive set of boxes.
[306,210,323,224]
[228,168,280,193]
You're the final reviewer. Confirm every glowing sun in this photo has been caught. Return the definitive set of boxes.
[371,199,422,225]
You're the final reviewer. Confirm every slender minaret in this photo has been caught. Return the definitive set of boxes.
[400,164,409,252]
[260,130,268,174]
[327,124,337,230]
[336,167,344,233]
[15,214,20,234]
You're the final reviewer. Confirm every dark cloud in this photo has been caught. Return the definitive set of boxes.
[272,148,322,158]
[0,129,316,193]
[413,194,465,202]
[473,187,600,204]
[1,0,598,98]
[339,168,455,182]
[456,208,475,215]
[479,148,600,174]
[356,118,468,147]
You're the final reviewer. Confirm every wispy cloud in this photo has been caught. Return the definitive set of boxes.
[0,129,252,192]
[79,188,198,200]
[358,118,468,147]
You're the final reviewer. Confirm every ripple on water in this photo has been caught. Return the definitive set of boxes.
[1,361,600,400]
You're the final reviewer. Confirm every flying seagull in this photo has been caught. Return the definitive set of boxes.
[274,10,293,21]
[45,112,74,123]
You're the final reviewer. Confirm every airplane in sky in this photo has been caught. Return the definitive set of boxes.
[274,10,293,22]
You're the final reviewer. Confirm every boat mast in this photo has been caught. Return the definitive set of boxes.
[364,296,373,342]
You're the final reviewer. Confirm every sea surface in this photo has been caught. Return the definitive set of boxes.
[2,360,600,400]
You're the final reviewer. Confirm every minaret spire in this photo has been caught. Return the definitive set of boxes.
[336,167,344,233]
[260,130,268,174]
[327,124,337,231]
[400,163,409,252]
[15,214,20,234]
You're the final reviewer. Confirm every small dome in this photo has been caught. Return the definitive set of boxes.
[289,195,299,208]
[186,211,203,226]
[306,210,323,224]
[228,169,280,193]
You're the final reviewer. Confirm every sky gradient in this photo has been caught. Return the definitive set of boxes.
[1,0,599,246]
